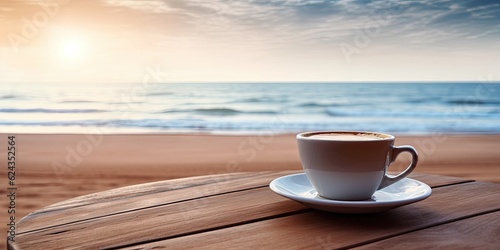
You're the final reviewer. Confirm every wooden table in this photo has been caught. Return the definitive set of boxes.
[10,171,500,249]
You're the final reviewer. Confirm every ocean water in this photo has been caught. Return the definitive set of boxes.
[1,82,499,134]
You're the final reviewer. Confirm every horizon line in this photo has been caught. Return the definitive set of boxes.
[4,80,500,85]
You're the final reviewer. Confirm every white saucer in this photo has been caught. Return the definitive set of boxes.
[269,173,432,214]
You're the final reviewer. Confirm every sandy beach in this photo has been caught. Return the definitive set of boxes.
[1,133,499,242]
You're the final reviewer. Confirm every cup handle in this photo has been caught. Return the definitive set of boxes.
[378,145,419,190]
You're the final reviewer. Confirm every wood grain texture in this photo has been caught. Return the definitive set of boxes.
[10,173,480,250]
[16,172,468,234]
[13,187,307,249]
[16,171,298,233]
[356,211,500,249]
[123,182,500,250]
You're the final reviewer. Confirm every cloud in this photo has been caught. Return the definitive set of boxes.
[102,0,188,14]
[3,0,497,49]
[1,0,499,83]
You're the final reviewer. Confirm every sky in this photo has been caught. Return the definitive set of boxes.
[0,0,499,83]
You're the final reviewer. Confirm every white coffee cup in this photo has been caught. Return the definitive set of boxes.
[296,131,418,200]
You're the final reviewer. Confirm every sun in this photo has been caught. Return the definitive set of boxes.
[61,39,85,59]
[58,37,87,61]
[63,42,82,58]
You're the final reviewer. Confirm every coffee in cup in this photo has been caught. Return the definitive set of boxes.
[296,131,418,200]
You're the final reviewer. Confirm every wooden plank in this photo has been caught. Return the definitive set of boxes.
[44,172,264,208]
[356,211,500,249]
[11,177,489,249]
[16,171,468,234]
[16,171,298,233]
[120,181,500,250]
[407,172,473,187]
[12,186,307,249]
